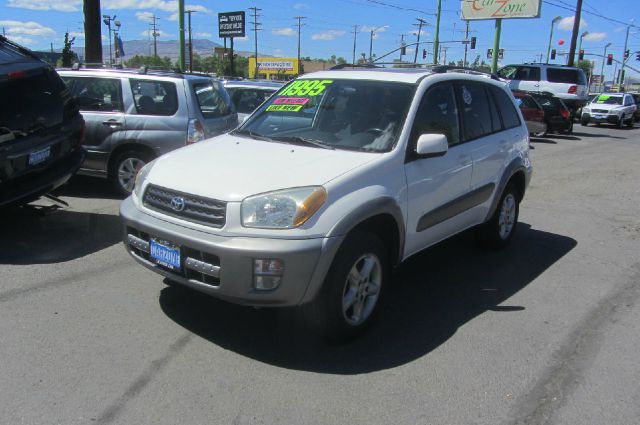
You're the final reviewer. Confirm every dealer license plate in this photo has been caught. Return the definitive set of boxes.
[28,146,51,166]
[150,239,181,270]
[593,114,605,119]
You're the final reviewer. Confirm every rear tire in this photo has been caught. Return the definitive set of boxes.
[109,149,153,197]
[477,183,520,250]
[303,231,388,341]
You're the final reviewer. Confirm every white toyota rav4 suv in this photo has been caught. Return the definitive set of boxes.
[121,67,532,339]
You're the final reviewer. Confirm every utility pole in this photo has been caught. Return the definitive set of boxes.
[83,0,102,64]
[295,16,305,74]
[250,7,262,78]
[178,0,185,70]
[463,20,470,67]
[567,0,583,66]
[399,34,405,62]
[150,14,160,58]
[619,23,631,87]
[185,10,196,72]
[352,25,358,64]
[413,18,427,64]
[433,0,442,64]
[441,46,449,65]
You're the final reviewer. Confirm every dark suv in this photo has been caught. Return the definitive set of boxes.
[0,36,85,207]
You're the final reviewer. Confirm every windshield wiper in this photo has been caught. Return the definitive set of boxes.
[273,136,335,150]
[233,129,274,142]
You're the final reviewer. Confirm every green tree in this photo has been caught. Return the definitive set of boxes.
[61,32,76,67]
[124,55,173,69]
[576,60,594,78]
[336,57,347,65]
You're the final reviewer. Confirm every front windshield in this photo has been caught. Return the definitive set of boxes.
[237,78,415,152]
[593,95,622,105]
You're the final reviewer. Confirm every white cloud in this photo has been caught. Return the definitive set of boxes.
[583,32,606,42]
[168,13,179,21]
[360,25,388,33]
[293,2,310,9]
[0,20,56,37]
[136,12,154,22]
[272,27,296,36]
[7,35,34,45]
[312,30,345,41]
[557,16,587,31]
[410,29,428,37]
[69,31,85,39]
[141,29,168,38]
[233,36,249,42]
[7,0,81,12]
[195,32,212,38]
[272,48,284,57]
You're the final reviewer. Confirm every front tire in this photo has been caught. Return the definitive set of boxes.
[304,231,388,340]
[109,149,152,197]
[581,117,589,126]
[477,183,520,249]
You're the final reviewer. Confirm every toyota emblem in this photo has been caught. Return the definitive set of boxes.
[170,196,185,212]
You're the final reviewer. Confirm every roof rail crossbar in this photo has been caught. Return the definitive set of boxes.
[329,63,380,70]
[431,65,501,81]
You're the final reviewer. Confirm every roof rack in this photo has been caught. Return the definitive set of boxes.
[329,63,380,70]
[431,65,501,81]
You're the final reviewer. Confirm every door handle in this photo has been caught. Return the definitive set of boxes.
[102,120,123,127]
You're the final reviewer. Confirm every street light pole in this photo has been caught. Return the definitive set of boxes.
[599,42,611,93]
[546,16,561,64]
[102,15,115,66]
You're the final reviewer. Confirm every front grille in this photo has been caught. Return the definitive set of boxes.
[126,226,221,286]
[592,109,608,114]
[143,184,226,228]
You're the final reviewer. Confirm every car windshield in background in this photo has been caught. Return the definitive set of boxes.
[238,79,415,152]
[593,95,623,105]
[547,68,587,85]
[226,87,278,114]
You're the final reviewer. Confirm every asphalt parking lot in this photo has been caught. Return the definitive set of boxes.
[1,123,639,425]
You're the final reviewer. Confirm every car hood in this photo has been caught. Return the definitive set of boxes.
[146,133,378,201]
[588,103,624,111]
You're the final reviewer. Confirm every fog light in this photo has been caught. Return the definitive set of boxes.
[253,259,284,290]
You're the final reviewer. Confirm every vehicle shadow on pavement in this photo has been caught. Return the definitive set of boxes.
[571,130,628,139]
[159,223,577,374]
[530,137,557,144]
[0,205,122,265]
[55,175,122,200]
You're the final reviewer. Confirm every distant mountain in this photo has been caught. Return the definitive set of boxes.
[72,39,260,62]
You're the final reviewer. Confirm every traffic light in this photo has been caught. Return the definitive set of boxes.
[487,48,493,59]
[578,49,584,60]
[624,50,629,59]
[470,36,476,49]
[400,44,406,55]
[422,49,426,59]
[607,53,613,65]
[551,49,556,60]
[636,52,640,61]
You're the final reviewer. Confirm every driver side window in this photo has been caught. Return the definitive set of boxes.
[410,83,460,148]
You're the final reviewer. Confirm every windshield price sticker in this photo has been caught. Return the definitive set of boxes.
[596,95,610,103]
[266,104,304,112]
[272,97,309,105]
[279,80,333,97]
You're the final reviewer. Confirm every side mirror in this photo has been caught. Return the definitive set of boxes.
[415,133,448,158]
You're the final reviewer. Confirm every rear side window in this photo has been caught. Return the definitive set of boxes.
[194,81,233,118]
[411,83,460,147]
[490,86,521,129]
[458,82,493,140]
[63,76,123,112]
[518,95,539,109]
[130,79,178,116]
[546,68,587,85]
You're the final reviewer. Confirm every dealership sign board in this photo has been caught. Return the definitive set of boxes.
[218,11,245,38]
[248,58,299,78]
[462,0,541,20]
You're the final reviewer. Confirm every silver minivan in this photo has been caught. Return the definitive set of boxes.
[58,67,238,195]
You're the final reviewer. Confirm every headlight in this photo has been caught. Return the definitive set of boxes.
[583,107,590,113]
[241,186,327,229]
[133,160,155,199]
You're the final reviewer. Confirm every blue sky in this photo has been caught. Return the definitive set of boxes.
[1,0,639,80]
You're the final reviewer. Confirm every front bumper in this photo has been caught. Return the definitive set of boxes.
[120,196,343,306]
[582,113,622,124]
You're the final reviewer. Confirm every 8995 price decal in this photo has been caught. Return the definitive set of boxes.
[278,79,333,97]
